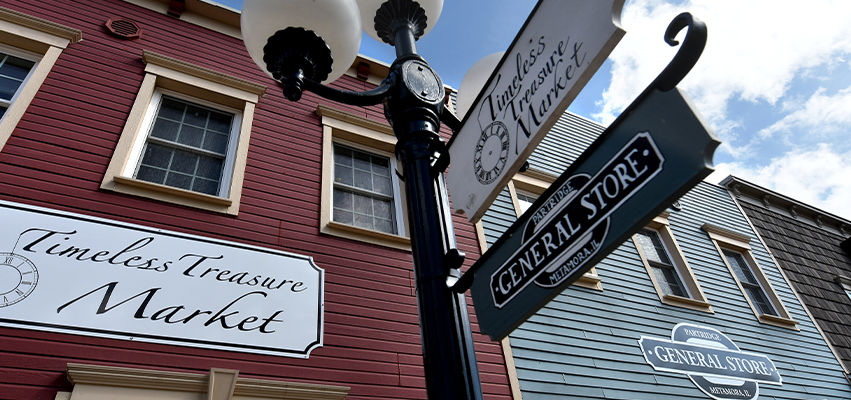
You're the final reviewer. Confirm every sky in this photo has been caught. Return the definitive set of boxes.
[224,0,851,220]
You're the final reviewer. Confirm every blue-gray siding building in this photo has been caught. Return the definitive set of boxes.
[477,111,851,399]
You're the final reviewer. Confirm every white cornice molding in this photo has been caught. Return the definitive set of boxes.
[520,168,558,184]
[142,50,267,97]
[66,363,350,400]
[0,6,82,44]
[719,175,850,237]
[315,104,394,136]
[701,223,752,245]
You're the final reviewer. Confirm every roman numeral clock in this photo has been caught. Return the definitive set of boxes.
[0,252,38,307]
[473,121,510,185]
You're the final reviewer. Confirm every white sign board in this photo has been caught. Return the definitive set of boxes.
[447,0,626,222]
[0,201,323,358]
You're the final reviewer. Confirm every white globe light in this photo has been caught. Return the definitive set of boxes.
[355,0,443,43]
[456,52,504,120]
[241,0,362,84]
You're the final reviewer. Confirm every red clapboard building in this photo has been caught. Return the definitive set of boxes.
[0,0,516,399]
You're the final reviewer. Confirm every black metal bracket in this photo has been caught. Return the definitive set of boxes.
[442,248,466,272]
[650,12,707,92]
[429,138,451,175]
[303,77,393,106]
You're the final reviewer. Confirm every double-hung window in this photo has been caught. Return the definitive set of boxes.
[0,49,36,119]
[317,105,409,250]
[634,214,712,312]
[332,143,399,235]
[0,6,81,152]
[135,94,238,196]
[635,228,688,298]
[703,223,797,328]
[101,51,265,215]
[723,249,777,316]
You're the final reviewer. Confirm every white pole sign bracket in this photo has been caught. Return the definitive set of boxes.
[447,0,626,222]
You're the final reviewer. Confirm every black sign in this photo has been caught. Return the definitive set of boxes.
[465,86,720,341]
[491,133,662,307]
[640,324,782,400]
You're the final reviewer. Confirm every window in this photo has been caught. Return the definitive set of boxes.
[0,49,36,118]
[509,172,602,290]
[101,51,266,215]
[317,105,410,250]
[634,214,712,312]
[724,249,777,316]
[635,228,688,297]
[332,143,401,235]
[134,93,239,196]
[703,223,798,328]
[0,6,82,151]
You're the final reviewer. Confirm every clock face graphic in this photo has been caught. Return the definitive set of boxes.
[0,252,38,308]
[473,121,510,185]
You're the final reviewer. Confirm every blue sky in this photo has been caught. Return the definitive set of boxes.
[225,0,851,220]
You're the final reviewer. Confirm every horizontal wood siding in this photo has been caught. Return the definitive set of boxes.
[479,107,851,398]
[0,1,511,399]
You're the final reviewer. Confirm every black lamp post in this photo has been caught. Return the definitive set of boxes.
[242,0,482,398]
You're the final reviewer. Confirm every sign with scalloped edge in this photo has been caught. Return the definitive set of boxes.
[447,0,626,222]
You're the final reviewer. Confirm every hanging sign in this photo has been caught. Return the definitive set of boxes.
[640,323,782,399]
[0,201,323,358]
[465,85,720,341]
[446,0,626,222]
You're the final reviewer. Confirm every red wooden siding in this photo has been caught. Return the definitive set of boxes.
[0,1,512,399]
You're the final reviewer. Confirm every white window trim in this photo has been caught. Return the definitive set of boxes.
[633,214,713,313]
[123,88,243,198]
[508,172,602,290]
[60,363,350,400]
[100,50,266,215]
[703,223,799,329]
[0,6,82,151]
[0,43,39,111]
[317,105,411,251]
[332,138,406,236]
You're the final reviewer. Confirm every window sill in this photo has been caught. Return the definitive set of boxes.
[323,220,411,251]
[574,272,603,291]
[108,176,235,214]
[757,313,799,330]
[662,294,714,313]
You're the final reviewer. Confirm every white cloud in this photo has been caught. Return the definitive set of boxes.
[593,0,851,152]
[705,144,851,219]
[757,84,851,139]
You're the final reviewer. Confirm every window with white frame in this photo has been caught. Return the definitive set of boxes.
[723,249,777,316]
[0,6,81,152]
[332,143,401,235]
[132,92,240,197]
[633,214,712,312]
[635,228,688,297]
[703,223,797,328]
[101,51,265,216]
[0,48,37,119]
[317,105,410,250]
